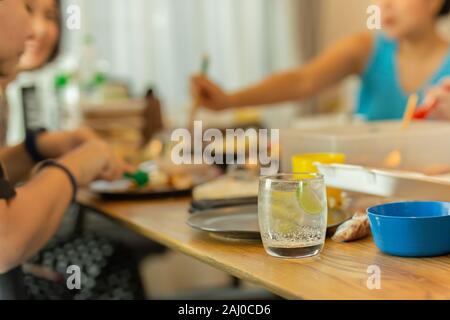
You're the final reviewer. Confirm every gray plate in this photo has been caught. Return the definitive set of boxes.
[187,205,353,241]
[187,205,260,241]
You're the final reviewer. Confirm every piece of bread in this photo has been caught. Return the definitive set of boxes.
[332,211,371,242]
[193,175,259,200]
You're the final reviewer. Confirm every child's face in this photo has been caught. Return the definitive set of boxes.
[0,0,32,77]
[19,0,60,71]
[379,0,444,39]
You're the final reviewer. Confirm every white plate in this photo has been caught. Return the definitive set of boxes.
[316,163,450,202]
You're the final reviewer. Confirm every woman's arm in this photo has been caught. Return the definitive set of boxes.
[0,143,34,184]
[0,139,126,273]
[0,166,72,273]
[0,127,100,184]
[191,32,374,110]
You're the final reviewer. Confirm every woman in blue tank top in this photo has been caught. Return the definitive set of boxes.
[191,0,450,122]
[357,32,450,121]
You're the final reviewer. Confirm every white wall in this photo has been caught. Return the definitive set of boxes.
[318,0,372,51]
[314,0,372,114]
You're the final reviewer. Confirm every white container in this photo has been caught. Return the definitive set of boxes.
[316,163,450,202]
[280,121,450,172]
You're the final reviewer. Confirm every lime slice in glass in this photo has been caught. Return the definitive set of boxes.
[296,183,323,215]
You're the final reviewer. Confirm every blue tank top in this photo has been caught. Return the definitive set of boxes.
[356,33,450,121]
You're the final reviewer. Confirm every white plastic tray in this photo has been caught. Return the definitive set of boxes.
[316,163,450,202]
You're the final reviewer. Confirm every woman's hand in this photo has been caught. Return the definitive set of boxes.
[190,74,233,111]
[0,128,110,185]
[36,127,100,159]
[424,78,450,120]
[58,139,129,187]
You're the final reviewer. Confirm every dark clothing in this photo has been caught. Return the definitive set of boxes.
[0,268,26,300]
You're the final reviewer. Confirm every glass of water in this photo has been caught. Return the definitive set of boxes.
[258,173,328,258]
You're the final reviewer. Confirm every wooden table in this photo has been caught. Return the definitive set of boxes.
[79,193,450,300]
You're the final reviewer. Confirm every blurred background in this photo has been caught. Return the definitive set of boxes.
[8,0,387,147]
[62,0,375,125]
[8,0,450,143]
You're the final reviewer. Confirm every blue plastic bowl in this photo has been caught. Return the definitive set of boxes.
[367,202,450,257]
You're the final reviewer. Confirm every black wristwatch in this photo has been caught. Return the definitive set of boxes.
[24,128,48,163]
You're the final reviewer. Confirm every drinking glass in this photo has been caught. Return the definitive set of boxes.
[258,173,328,258]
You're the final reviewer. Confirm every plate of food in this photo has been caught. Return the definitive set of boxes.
[90,161,222,200]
